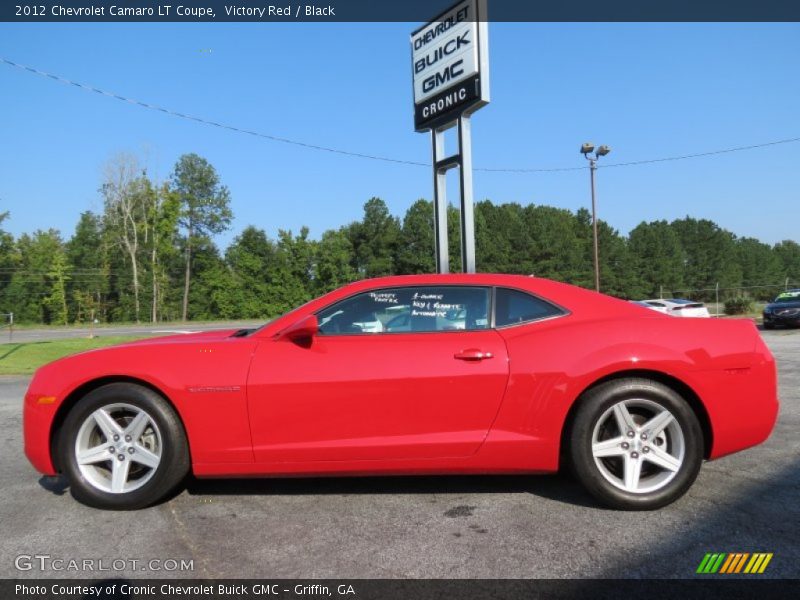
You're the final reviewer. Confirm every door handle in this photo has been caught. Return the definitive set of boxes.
[454,348,494,361]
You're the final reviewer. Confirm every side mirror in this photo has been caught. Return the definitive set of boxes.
[279,314,318,343]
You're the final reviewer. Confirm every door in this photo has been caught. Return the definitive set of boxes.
[247,285,510,462]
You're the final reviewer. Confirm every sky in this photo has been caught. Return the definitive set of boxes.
[0,22,798,250]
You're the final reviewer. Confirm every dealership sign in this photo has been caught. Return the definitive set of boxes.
[411,0,489,131]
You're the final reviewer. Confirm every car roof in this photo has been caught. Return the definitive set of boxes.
[342,273,535,287]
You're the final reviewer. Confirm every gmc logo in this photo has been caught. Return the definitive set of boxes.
[422,60,464,94]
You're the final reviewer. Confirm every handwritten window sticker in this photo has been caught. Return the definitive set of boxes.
[369,292,399,304]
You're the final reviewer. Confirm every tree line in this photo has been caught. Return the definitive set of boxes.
[1,152,798,325]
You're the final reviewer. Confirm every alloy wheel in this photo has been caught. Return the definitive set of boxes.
[74,403,163,494]
[591,398,685,494]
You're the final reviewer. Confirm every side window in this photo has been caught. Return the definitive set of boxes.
[494,288,563,327]
[317,286,490,335]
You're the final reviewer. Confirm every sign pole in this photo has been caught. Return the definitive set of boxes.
[411,0,489,275]
[432,127,450,273]
[457,114,476,273]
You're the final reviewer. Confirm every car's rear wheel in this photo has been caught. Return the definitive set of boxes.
[567,378,703,510]
[58,383,189,510]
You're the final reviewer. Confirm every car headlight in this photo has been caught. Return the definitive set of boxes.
[763,308,772,314]
[777,308,800,316]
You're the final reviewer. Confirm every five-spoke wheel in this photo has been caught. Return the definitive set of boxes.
[75,403,163,494]
[59,383,189,510]
[568,378,703,510]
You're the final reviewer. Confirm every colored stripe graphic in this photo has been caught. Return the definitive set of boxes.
[734,553,750,573]
[744,553,774,574]
[720,553,749,573]
[696,553,713,573]
[719,553,736,573]
[697,553,725,573]
[698,552,773,574]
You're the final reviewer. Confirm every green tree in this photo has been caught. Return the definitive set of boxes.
[183,235,228,321]
[4,230,65,323]
[347,197,401,277]
[102,154,155,323]
[44,248,71,325]
[589,219,632,297]
[670,217,741,299]
[774,240,800,285]
[475,201,524,273]
[570,207,597,289]
[521,205,588,283]
[147,184,181,322]
[171,153,233,321]
[223,226,276,318]
[314,228,357,293]
[396,199,435,274]
[66,211,108,322]
[735,237,784,300]
[269,228,315,313]
[0,212,17,315]
[627,220,685,298]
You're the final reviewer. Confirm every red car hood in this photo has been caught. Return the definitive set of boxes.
[115,328,244,346]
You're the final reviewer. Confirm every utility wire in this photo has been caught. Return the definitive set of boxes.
[598,138,800,170]
[479,137,800,172]
[0,57,428,168]
[2,56,799,173]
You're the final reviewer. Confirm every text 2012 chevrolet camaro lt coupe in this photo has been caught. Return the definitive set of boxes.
[23,274,778,510]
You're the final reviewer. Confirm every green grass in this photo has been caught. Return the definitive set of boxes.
[2,318,264,331]
[0,336,147,375]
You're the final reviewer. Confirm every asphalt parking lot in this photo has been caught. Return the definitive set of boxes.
[1,329,798,580]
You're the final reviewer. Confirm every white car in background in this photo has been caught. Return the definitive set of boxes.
[640,298,711,318]
[630,300,669,314]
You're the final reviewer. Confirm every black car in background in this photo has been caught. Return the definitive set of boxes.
[763,289,800,329]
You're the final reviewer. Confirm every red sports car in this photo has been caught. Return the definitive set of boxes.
[23,274,778,510]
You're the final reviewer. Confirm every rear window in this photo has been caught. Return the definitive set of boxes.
[667,298,703,306]
[494,288,564,327]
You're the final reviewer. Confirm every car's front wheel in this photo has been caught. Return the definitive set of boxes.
[568,378,703,510]
[58,383,189,510]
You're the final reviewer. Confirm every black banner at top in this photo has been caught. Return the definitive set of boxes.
[2,0,800,22]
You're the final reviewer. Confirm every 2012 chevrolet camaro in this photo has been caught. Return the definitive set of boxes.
[23,274,778,510]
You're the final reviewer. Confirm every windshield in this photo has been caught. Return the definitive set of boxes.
[774,291,800,303]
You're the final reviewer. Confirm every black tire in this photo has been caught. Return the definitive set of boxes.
[763,322,775,330]
[58,383,189,510]
[567,378,703,510]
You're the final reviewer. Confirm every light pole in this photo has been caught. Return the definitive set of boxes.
[580,142,611,292]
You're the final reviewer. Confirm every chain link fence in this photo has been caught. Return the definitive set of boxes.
[656,282,800,317]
